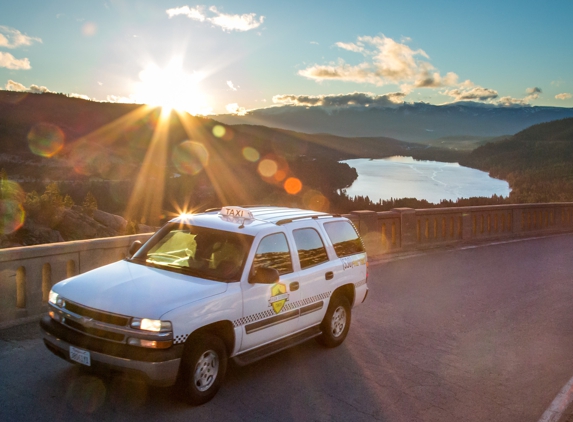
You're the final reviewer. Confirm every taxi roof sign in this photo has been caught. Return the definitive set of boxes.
[219,206,255,220]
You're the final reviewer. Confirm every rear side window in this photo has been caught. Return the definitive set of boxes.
[293,228,329,269]
[252,233,293,275]
[324,221,365,258]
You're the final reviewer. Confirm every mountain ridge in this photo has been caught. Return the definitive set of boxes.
[214,103,573,142]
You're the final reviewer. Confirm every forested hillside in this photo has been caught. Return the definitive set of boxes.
[462,118,573,202]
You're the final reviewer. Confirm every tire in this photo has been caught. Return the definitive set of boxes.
[179,333,227,405]
[316,294,351,348]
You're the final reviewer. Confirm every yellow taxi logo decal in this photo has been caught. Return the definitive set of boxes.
[268,282,289,314]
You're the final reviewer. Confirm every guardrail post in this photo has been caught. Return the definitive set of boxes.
[391,208,416,248]
[462,211,473,240]
[350,210,379,255]
[512,208,523,234]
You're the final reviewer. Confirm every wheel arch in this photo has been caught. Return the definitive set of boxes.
[332,284,355,307]
[185,320,235,357]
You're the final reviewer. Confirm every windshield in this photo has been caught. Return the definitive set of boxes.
[131,223,254,282]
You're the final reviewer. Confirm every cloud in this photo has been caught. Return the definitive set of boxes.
[0,26,42,49]
[69,93,91,100]
[227,80,237,91]
[106,94,136,103]
[166,5,264,32]
[5,79,50,93]
[497,96,527,107]
[299,35,458,90]
[335,42,364,53]
[226,103,246,115]
[0,52,31,70]
[555,93,572,100]
[166,5,206,21]
[525,86,541,101]
[310,41,319,45]
[273,91,405,108]
[443,86,499,101]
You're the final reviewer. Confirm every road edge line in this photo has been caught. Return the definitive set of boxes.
[538,375,573,422]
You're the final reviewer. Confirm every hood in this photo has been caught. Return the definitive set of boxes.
[52,260,228,320]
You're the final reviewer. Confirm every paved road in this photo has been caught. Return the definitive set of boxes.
[2,234,573,422]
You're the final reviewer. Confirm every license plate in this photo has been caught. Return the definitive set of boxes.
[69,346,91,366]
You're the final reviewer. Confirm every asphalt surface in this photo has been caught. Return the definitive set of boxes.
[2,234,573,422]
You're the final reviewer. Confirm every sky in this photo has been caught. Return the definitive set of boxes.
[1,0,573,115]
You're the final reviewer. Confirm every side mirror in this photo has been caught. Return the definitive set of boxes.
[249,267,280,284]
[129,240,142,257]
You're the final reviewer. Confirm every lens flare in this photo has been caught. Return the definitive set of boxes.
[172,141,209,176]
[258,159,278,178]
[69,140,110,176]
[284,177,302,195]
[0,180,26,234]
[242,147,260,162]
[27,123,65,158]
[212,125,226,138]
[66,375,106,413]
[303,189,329,211]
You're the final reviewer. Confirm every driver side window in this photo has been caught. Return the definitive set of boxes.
[252,233,293,275]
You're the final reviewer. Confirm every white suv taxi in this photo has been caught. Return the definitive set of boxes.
[41,206,368,404]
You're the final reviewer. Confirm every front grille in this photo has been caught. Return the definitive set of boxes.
[64,301,129,327]
[64,319,125,342]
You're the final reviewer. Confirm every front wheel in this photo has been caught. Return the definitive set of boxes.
[179,333,227,405]
[316,295,351,348]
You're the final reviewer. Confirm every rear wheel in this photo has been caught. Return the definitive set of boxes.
[179,333,227,405]
[316,295,351,348]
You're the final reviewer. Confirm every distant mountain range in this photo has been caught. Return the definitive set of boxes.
[214,103,573,142]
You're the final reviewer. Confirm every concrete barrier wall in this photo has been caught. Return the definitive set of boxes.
[0,233,152,327]
[345,203,573,257]
[2,202,573,328]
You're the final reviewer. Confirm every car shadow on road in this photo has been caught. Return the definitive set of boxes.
[35,337,394,421]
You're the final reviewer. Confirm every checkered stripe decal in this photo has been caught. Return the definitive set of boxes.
[354,279,367,289]
[282,291,331,312]
[232,291,332,328]
[174,333,190,345]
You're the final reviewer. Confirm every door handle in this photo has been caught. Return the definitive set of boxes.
[325,271,334,280]
[289,282,299,291]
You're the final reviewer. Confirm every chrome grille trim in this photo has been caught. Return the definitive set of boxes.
[48,302,173,344]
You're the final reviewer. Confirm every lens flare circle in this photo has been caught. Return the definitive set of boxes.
[284,177,302,195]
[242,147,260,162]
[212,125,226,138]
[303,189,329,211]
[172,141,209,176]
[0,180,26,234]
[258,159,278,178]
[27,123,65,158]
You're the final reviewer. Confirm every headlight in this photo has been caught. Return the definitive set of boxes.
[130,318,172,332]
[48,290,60,305]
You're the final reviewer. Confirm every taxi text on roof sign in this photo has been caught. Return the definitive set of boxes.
[219,207,254,220]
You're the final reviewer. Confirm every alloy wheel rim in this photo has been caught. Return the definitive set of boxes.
[194,350,219,392]
[331,306,347,337]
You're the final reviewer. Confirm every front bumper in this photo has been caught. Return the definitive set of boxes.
[40,316,182,386]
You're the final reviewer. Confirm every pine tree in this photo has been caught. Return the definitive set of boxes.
[82,192,97,216]
[63,194,74,208]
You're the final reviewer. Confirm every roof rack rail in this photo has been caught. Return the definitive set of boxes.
[276,214,340,226]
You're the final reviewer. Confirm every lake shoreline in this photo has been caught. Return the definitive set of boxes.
[341,156,511,204]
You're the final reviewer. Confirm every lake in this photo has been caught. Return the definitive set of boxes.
[341,156,511,203]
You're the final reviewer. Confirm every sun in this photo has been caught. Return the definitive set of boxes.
[133,58,212,115]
